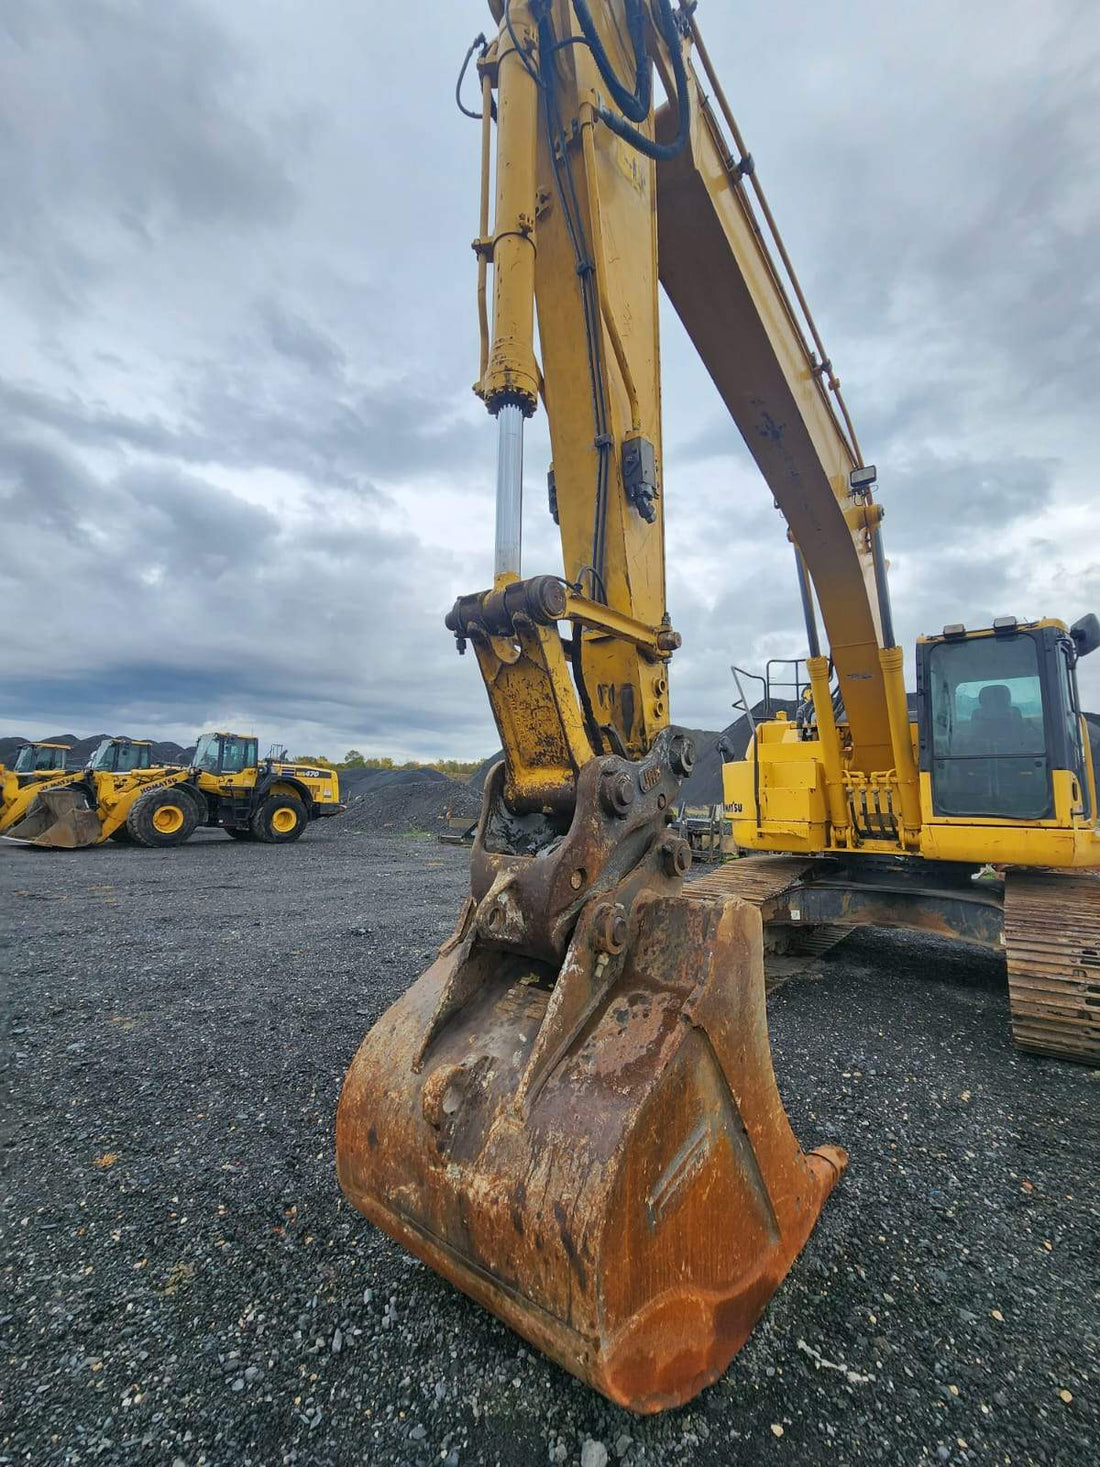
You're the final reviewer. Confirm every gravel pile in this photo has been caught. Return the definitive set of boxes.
[339,771,481,834]
[337,767,452,801]
[2,831,1097,1466]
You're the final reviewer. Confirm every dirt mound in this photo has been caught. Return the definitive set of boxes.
[339,769,481,834]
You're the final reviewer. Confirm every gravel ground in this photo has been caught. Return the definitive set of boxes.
[2,826,1097,1467]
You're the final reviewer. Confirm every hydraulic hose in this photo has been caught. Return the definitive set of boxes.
[571,0,650,123]
[591,0,690,162]
[456,32,490,120]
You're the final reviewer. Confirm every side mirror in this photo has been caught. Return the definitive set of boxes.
[1070,613,1100,657]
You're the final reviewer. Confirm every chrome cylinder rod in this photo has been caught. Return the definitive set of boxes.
[494,402,524,581]
[793,544,821,659]
[870,523,896,649]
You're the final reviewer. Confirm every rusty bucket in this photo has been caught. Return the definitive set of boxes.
[337,747,845,1412]
[3,784,102,848]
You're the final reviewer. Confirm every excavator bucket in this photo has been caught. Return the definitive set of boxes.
[338,736,846,1412]
[2,785,103,848]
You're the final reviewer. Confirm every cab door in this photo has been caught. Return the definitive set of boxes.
[1055,637,1092,820]
[922,630,1052,820]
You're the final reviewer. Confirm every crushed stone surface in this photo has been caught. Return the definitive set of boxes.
[2,827,1097,1466]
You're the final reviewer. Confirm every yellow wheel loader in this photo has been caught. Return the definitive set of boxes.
[84,736,161,775]
[3,740,71,785]
[334,0,1099,1413]
[4,731,344,849]
[0,736,157,839]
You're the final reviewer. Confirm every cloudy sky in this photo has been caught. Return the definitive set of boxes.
[2,0,1097,760]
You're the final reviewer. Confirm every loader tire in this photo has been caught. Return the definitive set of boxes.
[250,794,306,844]
[126,788,199,848]
[226,827,254,841]
[180,786,209,827]
[109,827,134,844]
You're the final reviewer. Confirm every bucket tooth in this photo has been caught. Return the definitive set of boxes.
[337,730,845,1412]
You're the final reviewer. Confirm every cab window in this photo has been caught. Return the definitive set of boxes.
[193,735,220,773]
[114,744,149,773]
[219,737,255,774]
[928,634,1050,819]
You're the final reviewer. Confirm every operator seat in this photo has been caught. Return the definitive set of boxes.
[970,684,1027,751]
[968,682,1045,815]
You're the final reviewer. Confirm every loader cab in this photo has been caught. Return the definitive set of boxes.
[917,615,1096,823]
[13,742,69,776]
[87,738,155,774]
[191,732,259,776]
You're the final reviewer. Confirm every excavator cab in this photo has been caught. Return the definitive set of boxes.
[918,616,1097,824]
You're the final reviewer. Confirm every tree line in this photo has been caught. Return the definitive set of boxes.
[292,750,482,779]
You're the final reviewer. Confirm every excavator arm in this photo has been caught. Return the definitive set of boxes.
[336,1,854,1411]
[656,26,895,773]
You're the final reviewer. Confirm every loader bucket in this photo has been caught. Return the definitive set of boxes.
[338,743,846,1412]
[3,785,103,848]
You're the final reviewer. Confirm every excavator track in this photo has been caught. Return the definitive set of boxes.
[1004,868,1100,1063]
[691,856,849,990]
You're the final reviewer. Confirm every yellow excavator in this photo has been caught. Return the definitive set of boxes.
[720,608,1099,1060]
[4,731,343,848]
[336,0,1098,1416]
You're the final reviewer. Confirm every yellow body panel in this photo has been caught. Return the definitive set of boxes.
[918,770,1100,867]
[726,718,1100,869]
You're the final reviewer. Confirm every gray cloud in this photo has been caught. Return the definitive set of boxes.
[0,0,298,318]
[259,298,347,376]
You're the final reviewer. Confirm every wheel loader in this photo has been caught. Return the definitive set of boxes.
[334,0,1097,1414]
[0,736,158,837]
[3,740,71,784]
[4,731,344,849]
[84,736,162,774]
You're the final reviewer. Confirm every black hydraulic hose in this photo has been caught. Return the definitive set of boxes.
[455,33,487,119]
[596,0,690,162]
[570,0,650,123]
